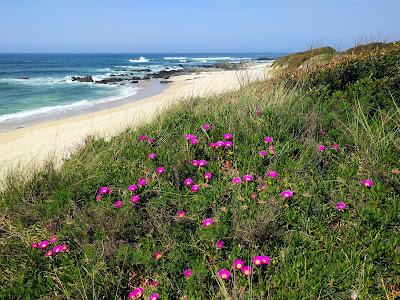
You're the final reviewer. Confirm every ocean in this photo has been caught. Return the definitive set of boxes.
[0,53,281,128]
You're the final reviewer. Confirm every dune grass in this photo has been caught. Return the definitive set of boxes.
[1,42,399,299]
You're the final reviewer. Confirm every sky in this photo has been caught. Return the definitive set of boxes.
[0,0,399,53]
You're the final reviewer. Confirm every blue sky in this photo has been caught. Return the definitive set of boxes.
[0,0,399,53]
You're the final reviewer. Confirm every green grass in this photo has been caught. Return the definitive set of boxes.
[1,42,399,299]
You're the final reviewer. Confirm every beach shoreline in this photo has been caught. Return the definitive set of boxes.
[0,62,272,177]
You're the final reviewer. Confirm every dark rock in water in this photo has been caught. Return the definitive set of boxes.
[129,76,142,81]
[164,76,170,79]
[71,75,94,82]
[160,80,172,84]
[151,69,183,78]
[18,77,29,80]
[95,77,124,84]
[257,57,274,61]
[130,68,151,72]
[131,80,139,83]
[143,75,151,80]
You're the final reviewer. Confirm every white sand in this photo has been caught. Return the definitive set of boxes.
[0,62,272,176]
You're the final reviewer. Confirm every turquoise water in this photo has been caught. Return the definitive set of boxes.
[0,53,281,124]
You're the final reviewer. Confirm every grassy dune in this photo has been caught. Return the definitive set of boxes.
[1,42,399,299]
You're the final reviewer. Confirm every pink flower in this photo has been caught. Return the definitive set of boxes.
[215,240,224,249]
[61,244,68,252]
[269,145,275,155]
[209,142,216,148]
[191,184,200,193]
[98,186,110,195]
[153,251,162,260]
[218,269,231,280]
[53,244,63,254]
[224,141,233,148]
[44,250,53,257]
[149,293,160,300]
[243,175,253,182]
[114,200,123,209]
[198,160,207,167]
[151,281,158,287]
[128,184,137,192]
[38,240,49,249]
[95,195,102,201]
[177,210,186,218]
[252,255,270,266]
[191,159,199,166]
[361,179,374,188]
[137,178,147,187]
[130,195,140,203]
[202,123,211,131]
[264,136,273,143]
[267,170,278,178]
[202,218,214,227]
[259,150,267,157]
[336,201,346,212]
[147,137,154,144]
[49,235,57,243]
[183,268,193,279]
[318,144,327,151]
[216,141,225,147]
[184,178,193,186]
[128,287,144,299]
[156,166,165,174]
[190,138,199,144]
[331,143,340,149]
[204,172,212,180]
[233,259,245,269]
[242,266,252,276]
[251,193,257,200]
[148,153,157,159]
[281,190,293,199]
[320,130,327,136]
[31,242,38,248]
[232,177,242,184]
[223,133,233,140]
[256,109,263,116]
[139,134,147,142]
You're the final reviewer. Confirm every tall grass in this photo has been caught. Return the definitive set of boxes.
[1,42,399,299]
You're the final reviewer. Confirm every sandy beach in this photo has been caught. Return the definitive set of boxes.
[0,62,272,176]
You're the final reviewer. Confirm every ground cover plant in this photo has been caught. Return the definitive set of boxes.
[1,41,399,299]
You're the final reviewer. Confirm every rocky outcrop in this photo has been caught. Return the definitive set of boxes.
[71,76,94,82]
[95,78,123,84]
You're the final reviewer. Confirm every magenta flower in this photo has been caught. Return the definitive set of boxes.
[147,137,154,144]
[61,244,68,252]
[204,172,213,180]
[331,143,340,149]
[209,142,216,148]
[156,166,165,174]
[177,210,186,218]
[361,179,374,188]
[264,136,273,143]
[251,193,257,200]
[53,244,63,254]
[256,109,263,116]
[139,134,147,142]
[218,269,232,280]
[151,281,158,287]
[148,153,157,159]
[191,184,200,193]
[223,133,233,140]
[242,266,253,276]
[216,141,225,147]
[281,190,293,199]
[232,177,242,184]
[137,178,147,187]
[153,251,162,260]
[128,287,144,299]
[49,235,57,244]
[215,239,224,249]
[267,170,278,178]
[320,130,327,136]
[183,268,193,279]
[95,195,102,201]
[184,178,193,186]
[191,159,199,166]
[149,293,160,300]
[224,141,233,148]
[113,200,123,209]
[190,138,199,144]
[98,186,110,195]
[233,259,245,269]
[198,160,207,167]
[243,175,253,182]
[31,242,38,248]
[202,218,214,227]
[44,250,53,257]
[336,201,346,212]
[269,145,275,155]
[318,144,327,151]
[128,184,137,192]
[252,255,270,266]
[130,195,140,203]
[202,123,211,131]
[38,240,49,249]
[259,150,267,157]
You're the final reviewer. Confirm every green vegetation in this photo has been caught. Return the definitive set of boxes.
[1,42,399,299]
